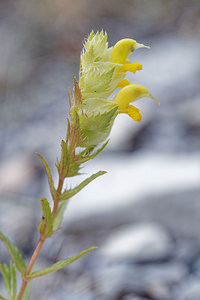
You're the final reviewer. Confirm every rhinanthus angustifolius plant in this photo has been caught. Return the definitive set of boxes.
[74,30,160,146]
[0,31,159,300]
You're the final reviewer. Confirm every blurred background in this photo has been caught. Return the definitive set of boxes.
[0,0,200,299]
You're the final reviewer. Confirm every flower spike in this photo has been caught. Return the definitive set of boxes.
[76,31,159,145]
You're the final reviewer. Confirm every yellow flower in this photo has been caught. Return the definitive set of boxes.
[110,38,150,64]
[109,38,159,122]
[110,38,149,89]
[113,84,160,122]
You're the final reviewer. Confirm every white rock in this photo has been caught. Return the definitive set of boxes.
[63,153,200,223]
[100,223,172,262]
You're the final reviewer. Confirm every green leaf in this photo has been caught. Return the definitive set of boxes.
[38,198,53,238]
[73,77,82,106]
[0,264,10,296]
[0,295,7,300]
[60,171,106,201]
[0,232,26,275]
[27,247,97,279]
[80,140,109,163]
[11,264,17,300]
[56,140,70,178]
[53,201,68,232]
[36,153,57,201]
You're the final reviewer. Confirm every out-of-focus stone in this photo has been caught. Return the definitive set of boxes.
[173,276,200,300]
[100,223,172,262]
[0,154,37,193]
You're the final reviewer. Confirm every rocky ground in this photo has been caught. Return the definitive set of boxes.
[0,1,200,299]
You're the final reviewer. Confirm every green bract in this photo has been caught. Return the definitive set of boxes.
[79,30,124,99]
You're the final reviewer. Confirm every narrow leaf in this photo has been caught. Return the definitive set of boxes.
[68,87,72,108]
[0,295,7,300]
[0,232,26,274]
[60,171,106,201]
[27,247,97,279]
[38,198,53,238]
[11,264,17,300]
[81,140,109,163]
[73,77,82,106]
[0,264,10,295]
[36,153,57,201]
[57,140,70,178]
[53,201,68,232]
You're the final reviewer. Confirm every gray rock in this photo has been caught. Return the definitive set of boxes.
[0,201,37,253]
[123,297,150,300]
[96,261,187,300]
[101,223,173,262]
[173,276,200,300]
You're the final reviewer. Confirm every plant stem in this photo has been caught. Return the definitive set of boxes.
[17,176,64,300]
[16,238,45,300]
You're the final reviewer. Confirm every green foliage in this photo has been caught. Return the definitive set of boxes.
[36,153,57,201]
[73,77,82,107]
[79,140,109,163]
[27,247,97,279]
[0,261,17,300]
[0,232,26,275]
[56,140,70,178]
[53,201,68,232]
[38,198,53,238]
[79,30,124,100]
[77,103,118,146]
[60,171,106,201]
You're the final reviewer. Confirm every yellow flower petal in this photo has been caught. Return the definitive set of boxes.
[116,79,130,88]
[110,38,150,64]
[114,84,160,107]
[119,62,143,74]
[119,105,142,122]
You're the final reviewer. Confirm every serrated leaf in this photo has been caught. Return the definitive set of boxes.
[36,153,57,201]
[56,140,70,178]
[27,247,97,279]
[53,201,68,232]
[78,104,118,146]
[38,198,53,238]
[0,232,26,275]
[80,140,109,163]
[60,171,106,201]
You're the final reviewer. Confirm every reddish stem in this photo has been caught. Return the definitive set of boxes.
[17,176,64,300]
